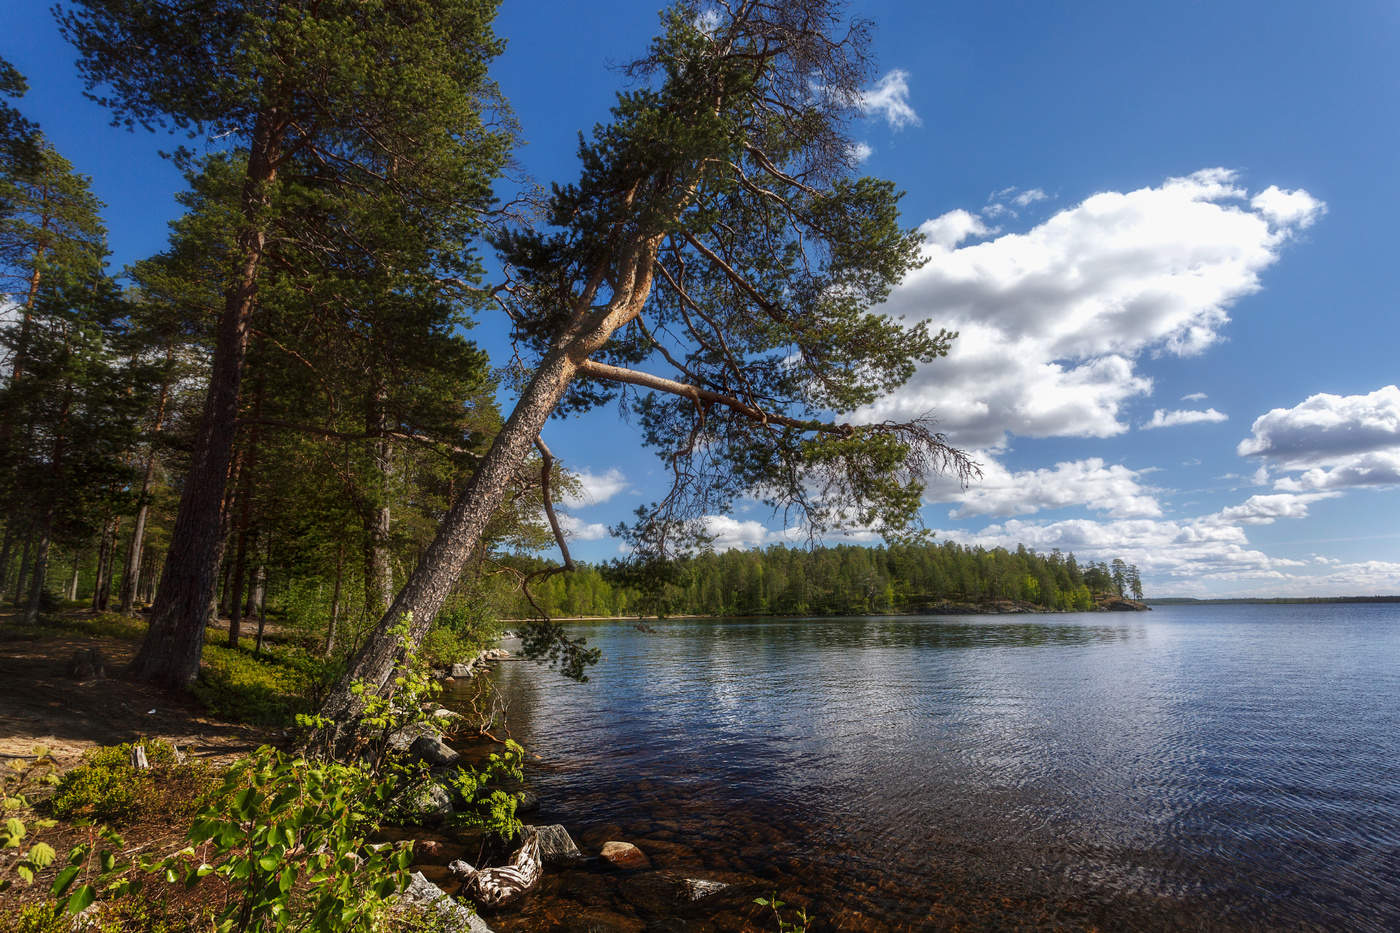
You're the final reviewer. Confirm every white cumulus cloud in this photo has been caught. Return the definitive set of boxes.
[1141,408,1229,430]
[933,456,1161,519]
[857,169,1325,450]
[1181,392,1208,402]
[557,513,609,541]
[562,467,629,507]
[860,69,920,129]
[1213,492,1340,525]
[700,515,778,551]
[1239,386,1400,492]
[1250,185,1326,230]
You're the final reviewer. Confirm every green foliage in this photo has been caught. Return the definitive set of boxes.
[13,900,67,933]
[47,739,211,825]
[192,643,337,726]
[1,747,60,893]
[442,740,526,840]
[178,745,414,933]
[755,893,812,933]
[14,891,199,932]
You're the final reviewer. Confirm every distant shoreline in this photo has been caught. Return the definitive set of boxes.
[502,596,1150,623]
[1147,595,1400,606]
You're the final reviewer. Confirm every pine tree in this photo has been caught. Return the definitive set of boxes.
[62,0,512,686]
[322,0,976,722]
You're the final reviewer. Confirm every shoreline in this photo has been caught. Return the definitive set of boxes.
[501,596,1150,624]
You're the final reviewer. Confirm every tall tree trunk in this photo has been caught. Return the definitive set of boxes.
[130,110,283,688]
[320,237,659,722]
[92,515,120,612]
[227,528,251,649]
[324,541,345,658]
[13,530,33,606]
[119,367,172,615]
[88,523,108,611]
[225,381,262,649]
[22,515,52,624]
[66,552,81,602]
[363,377,394,622]
[252,562,268,656]
[0,523,13,598]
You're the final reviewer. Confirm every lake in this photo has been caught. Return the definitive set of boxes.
[444,605,1400,931]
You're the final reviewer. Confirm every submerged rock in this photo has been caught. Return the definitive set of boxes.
[401,871,494,933]
[600,841,651,870]
[679,878,730,901]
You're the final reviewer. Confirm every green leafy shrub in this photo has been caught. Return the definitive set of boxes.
[13,900,67,933]
[47,740,211,825]
[443,741,526,840]
[176,746,414,932]
[2,748,60,893]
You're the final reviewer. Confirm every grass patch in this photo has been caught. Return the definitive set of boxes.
[46,739,215,825]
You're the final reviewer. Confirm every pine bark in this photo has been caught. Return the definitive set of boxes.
[129,110,282,687]
[22,518,51,624]
[363,378,394,621]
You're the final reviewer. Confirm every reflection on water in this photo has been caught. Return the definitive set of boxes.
[444,607,1400,931]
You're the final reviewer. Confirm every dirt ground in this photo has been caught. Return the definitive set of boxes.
[0,611,272,770]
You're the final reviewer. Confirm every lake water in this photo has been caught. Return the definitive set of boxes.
[446,605,1400,931]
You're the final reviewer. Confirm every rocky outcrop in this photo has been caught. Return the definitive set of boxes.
[679,877,730,901]
[447,647,512,680]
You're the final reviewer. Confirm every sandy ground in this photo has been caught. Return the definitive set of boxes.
[0,611,271,769]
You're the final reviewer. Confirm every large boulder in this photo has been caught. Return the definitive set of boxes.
[400,871,494,933]
[531,823,583,865]
[409,734,461,767]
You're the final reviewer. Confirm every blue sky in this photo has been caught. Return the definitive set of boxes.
[3,2,1398,597]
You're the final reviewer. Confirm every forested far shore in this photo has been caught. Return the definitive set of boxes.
[493,542,1146,619]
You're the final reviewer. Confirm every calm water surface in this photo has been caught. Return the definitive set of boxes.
[446,605,1400,931]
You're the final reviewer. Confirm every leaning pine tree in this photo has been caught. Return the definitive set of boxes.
[320,0,976,723]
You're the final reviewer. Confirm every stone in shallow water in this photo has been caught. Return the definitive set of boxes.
[600,841,651,870]
[400,871,494,933]
[680,877,730,901]
[532,823,584,864]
